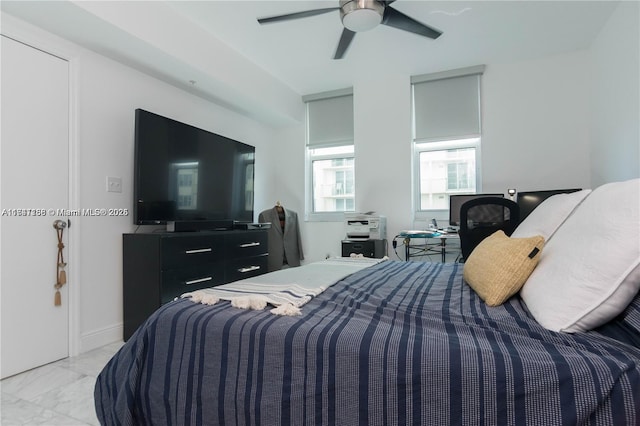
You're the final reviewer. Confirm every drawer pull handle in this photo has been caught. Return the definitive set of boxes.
[239,242,260,248]
[185,277,213,285]
[185,248,212,254]
[238,266,261,273]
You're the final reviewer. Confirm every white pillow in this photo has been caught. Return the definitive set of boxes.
[511,190,591,241]
[520,178,640,333]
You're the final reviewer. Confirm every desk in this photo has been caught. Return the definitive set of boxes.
[396,231,460,263]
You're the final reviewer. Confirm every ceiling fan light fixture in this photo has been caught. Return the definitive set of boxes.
[257,0,442,59]
[340,0,384,32]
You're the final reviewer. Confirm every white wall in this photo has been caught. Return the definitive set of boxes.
[284,51,596,264]
[353,74,413,246]
[282,1,636,264]
[75,52,280,351]
[1,14,283,353]
[482,51,592,193]
[589,1,640,187]
[270,75,415,263]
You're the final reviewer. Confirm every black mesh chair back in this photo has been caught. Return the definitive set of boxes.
[459,197,520,261]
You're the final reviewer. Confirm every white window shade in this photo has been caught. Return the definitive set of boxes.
[306,94,354,147]
[413,67,483,141]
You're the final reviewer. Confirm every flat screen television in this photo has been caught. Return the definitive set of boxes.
[448,193,504,227]
[516,188,581,221]
[133,109,255,227]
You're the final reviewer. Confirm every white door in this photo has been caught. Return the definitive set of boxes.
[1,35,70,378]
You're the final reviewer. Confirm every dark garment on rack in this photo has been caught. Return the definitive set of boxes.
[258,206,304,272]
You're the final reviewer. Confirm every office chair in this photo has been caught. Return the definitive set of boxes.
[458,197,520,261]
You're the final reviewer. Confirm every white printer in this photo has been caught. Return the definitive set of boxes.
[345,213,387,240]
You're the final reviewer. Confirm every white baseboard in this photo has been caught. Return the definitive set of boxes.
[80,323,123,354]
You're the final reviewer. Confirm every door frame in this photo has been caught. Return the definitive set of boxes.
[1,13,80,357]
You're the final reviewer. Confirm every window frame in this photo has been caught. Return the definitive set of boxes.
[412,137,482,222]
[306,144,356,222]
[411,66,485,224]
[303,89,355,222]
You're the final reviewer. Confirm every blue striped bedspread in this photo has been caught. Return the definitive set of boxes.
[95,261,640,425]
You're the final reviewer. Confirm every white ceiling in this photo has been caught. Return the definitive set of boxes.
[167,0,617,93]
[1,1,620,125]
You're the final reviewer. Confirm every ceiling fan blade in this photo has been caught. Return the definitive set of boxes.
[381,6,442,39]
[333,28,356,59]
[257,7,339,24]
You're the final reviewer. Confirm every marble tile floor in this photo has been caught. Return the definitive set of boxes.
[1,341,123,425]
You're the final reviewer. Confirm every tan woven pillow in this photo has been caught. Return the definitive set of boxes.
[463,230,545,306]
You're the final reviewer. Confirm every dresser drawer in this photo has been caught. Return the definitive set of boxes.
[124,229,269,341]
[161,262,226,303]
[161,234,226,269]
[226,254,269,283]
[227,231,268,259]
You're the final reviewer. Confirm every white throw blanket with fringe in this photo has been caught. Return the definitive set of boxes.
[182,256,385,316]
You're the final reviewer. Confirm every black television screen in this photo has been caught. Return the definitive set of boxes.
[134,109,255,226]
[449,193,504,226]
[516,188,581,221]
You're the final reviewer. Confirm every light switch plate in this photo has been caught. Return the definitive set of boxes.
[106,176,122,193]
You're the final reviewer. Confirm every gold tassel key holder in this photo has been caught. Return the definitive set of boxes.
[53,220,67,306]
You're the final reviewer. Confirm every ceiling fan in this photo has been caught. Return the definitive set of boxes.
[257,0,442,60]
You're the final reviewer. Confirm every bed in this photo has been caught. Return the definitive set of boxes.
[95,179,640,425]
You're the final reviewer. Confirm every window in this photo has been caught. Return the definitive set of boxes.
[310,146,355,213]
[244,162,254,211]
[303,89,354,220]
[447,153,474,190]
[411,66,485,217]
[415,140,479,210]
[171,162,199,210]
